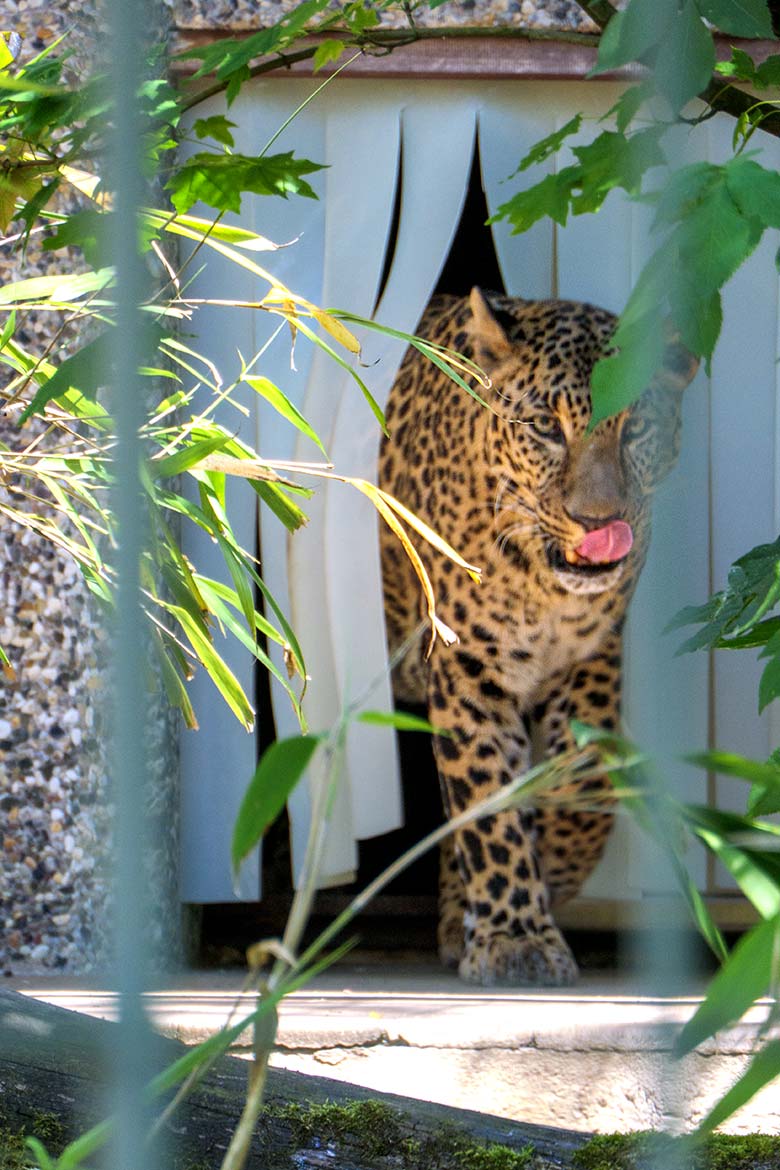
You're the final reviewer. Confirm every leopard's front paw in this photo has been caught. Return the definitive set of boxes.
[437,915,464,970]
[458,928,578,987]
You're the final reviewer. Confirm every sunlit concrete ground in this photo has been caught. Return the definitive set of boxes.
[7,959,779,1134]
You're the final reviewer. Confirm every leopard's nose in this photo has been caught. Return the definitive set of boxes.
[566,508,625,531]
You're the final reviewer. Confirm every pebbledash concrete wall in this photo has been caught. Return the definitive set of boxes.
[174,0,595,31]
[0,0,590,975]
[0,1,177,975]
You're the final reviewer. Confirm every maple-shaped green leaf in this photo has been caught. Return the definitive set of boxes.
[676,179,761,304]
[19,332,110,423]
[342,2,380,32]
[179,0,331,82]
[571,126,666,212]
[589,314,665,427]
[652,161,720,228]
[725,156,780,231]
[697,0,774,38]
[715,45,759,81]
[42,208,108,266]
[167,151,325,215]
[653,0,716,114]
[312,39,346,71]
[490,167,579,233]
[672,281,723,361]
[755,54,780,85]
[509,115,582,176]
[602,80,654,133]
[593,0,674,73]
[192,114,236,147]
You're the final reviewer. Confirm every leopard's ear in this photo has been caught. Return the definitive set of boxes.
[658,323,699,392]
[468,286,514,369]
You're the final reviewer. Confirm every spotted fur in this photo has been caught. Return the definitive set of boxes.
[379,288,697,987]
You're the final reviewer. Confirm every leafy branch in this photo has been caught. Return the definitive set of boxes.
[574,0,780,137]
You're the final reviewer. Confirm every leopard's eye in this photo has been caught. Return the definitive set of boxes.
[530,414,564,443]
[622,412,650,444]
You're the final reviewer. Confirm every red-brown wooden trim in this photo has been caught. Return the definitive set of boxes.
[173,29,777,86]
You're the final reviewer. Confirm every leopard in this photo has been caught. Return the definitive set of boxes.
[378,286,698,987]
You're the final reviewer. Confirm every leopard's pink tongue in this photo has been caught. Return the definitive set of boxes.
[574,520,633,564]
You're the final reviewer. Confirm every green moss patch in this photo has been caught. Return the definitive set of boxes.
[573,1131,780,1170]
[264,1099,534,1169]
[0,1112,65,1170]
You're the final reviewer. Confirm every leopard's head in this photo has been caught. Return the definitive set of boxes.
[467,287,698,596]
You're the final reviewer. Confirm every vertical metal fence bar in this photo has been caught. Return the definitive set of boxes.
[105,0,157,1166]
[638,107,695,1169]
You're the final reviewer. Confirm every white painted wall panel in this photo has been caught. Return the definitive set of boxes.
[707,117,780,869]
[616,117,712,895]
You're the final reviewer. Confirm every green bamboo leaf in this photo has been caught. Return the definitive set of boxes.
[358,710,451,735]
[150,432,233,479]
[161,601,254,730]
[214,532,256,638]
[698,1041,780,1133]
[676,915,780,1057]
[195,574,280,650]
[158,560,209,627]
[153,635,199,730]
[252,478,310,532]
[291,315,387,434]
[246,375,327,457]
[150,208,283,251]
[0,307,15,348]
[194,576,304,724]
[0,266,114,305]
[683,805,780,916]
[254,573,306,684]
[23,1138,55,1170]
[686,750,780,788]
[232,734,324,880]
[49,1118,113,1170]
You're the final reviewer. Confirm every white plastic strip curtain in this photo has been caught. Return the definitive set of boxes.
[180,78,777,905]
[179,81,326,901]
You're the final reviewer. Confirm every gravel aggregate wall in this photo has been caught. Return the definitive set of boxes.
[174,0,596,32]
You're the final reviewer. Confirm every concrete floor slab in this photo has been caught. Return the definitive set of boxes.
[8,961,780,1135]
